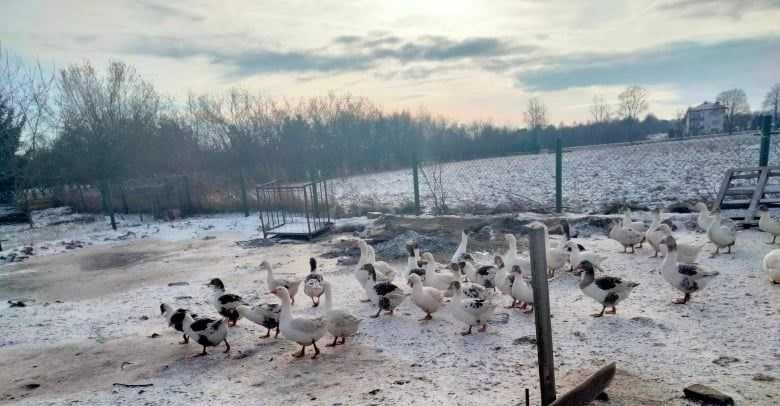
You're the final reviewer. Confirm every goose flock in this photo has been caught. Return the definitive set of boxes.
[159,202,777,359]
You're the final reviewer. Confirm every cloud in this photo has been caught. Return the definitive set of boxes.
[515,36,780,91]
[123,33,536,78]
[134,0,205,22]
[656,0,780,19]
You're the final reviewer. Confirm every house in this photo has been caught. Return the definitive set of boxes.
[684,101,726,136]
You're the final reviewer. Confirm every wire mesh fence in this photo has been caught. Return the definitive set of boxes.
[329,131,780,215]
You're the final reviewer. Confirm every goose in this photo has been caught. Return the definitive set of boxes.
[646,209,672,257]
[408,273,445,321]
[321,281,362,346]
[358,239,399,282]
[181,312,230,356]
[355,240,373,296]
[448,280,497,335]
[646,223,704,263]
[356,238,375,267]
[405,241,425,280]
[260,261,302,305]
[660,236,719,304]
[160,303,198,344]
[422,260,460,290]
[694,202,715,232]
[303,258,324,307]
[527,222,567,276]
[236,303,281,339]
[761,249,780,284]
[576,261,639,317]
[609,220,644,253]
[446,279,491,300]
[622,209,648,247]
[450,231,469,263]
[706,209,737,256]
[563,241,607,272]
[758,206,780,244]
[206,278,245,326]
[270,286,327,359]
[507,265,534,312]
[501,234,532,271]
[362,263,407,318]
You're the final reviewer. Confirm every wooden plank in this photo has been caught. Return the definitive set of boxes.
[529,225,556,405]
[746,167,770,222]
[713,169,735,211]
[550,363,617,406]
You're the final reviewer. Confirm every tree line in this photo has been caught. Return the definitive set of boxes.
[1,51,779,213]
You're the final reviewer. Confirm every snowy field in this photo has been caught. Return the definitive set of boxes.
[331,134,776,213]
[1,209,778,405]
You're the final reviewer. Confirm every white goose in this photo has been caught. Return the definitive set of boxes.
[321,281,362,346]
[660,236,719,304]
[576,260,639,317]
[358,239,399,281]
[758,206,780,244]
[761,249,780,284]
[303,258,324,307]
[181,312,230,356]
[260,261,302,305]
[622,209,648,247]
[448,280,497,335]
[408,273,445,321]
[527,222,568,276]
[450,231,469,263]
[564,241,607,272]
[609,220,644,254]
[706,209,737,256]
[694,202,715,232]
[422,260,460,291]
[271,286,327,359]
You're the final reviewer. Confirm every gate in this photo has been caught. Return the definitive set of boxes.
[256,180,333,239]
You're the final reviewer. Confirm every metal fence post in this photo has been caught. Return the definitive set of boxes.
[412,152,421,215]
[555,136,563,213]
[760,115,772,167]
[529,225,556,405]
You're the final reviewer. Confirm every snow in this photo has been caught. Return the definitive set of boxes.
[331,134,778,213]
[1,211,778,405]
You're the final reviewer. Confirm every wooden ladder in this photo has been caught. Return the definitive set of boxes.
[714,165,780,225]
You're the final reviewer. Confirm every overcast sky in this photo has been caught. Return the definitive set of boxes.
[2,0,779,126]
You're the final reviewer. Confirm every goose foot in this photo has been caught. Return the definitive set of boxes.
[194,347,208,357]
[673,294,690,304]
[275,326,280,338]
[370,309,382,318]
[418,314,433,322]
[260,329,271,339]
[478,324,487,332]
[591,306,606,317]
[223,339,231,353]
[292,346,306,358]
[522,306,534,314]
[326,337,338,347]
[461,326,473,336]
[180,334,189,344]
[311,341,320,359]
[360,298,371,303]
[605,306,617,315]
[339,337,346,345]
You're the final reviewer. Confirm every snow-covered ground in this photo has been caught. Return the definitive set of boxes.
[331,134,776,213]
[1,210,778,405]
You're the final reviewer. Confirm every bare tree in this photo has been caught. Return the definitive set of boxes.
[716,88,750,133]
[617,86,649,121]
[590,94,611,123]
[764,83,780,129]
[524,97,547,130]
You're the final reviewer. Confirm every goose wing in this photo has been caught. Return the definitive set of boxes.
[289,315,326,332]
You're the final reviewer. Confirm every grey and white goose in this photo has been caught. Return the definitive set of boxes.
[362,263,406,318]
[660,235,719,304]
[206,278,245,326]
[405,241,426,281]
[303,258,324,307]
[160,303,198,344]
[236,302,281,339]
[576,261,639,317]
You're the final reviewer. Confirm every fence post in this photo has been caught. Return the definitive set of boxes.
[759,115,772,167]
[555,136,563,213]
[412,152,421,215]
[529,225,556,405]
[101,180,117,231]
[239,170,249,217]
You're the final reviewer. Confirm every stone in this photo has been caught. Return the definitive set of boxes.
[366,212,383,219]
[167,282,190,287]
[513,335,537,346]
[595,392,609,401]
[712,356,739,367]
[753,373,776,382]
[22,383,40,390]
[683,384,734,405]
[8,300,26,308]
[368,389,381,395]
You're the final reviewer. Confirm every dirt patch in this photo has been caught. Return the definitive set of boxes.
[80,251,156,271]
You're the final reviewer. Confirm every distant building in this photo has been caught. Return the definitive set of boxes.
[684,101,726,136]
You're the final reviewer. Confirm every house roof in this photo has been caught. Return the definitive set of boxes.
[689,101,727,112]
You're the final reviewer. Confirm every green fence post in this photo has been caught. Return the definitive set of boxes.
[760,115,772,167]
[412,152,421,215]
[555,136,563,213]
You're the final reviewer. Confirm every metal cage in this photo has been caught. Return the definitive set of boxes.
[256,180,333,239]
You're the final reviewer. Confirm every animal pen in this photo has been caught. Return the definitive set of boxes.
[256,180,333,239]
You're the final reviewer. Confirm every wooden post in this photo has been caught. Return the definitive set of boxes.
[555,136,563,213]
[412,152,420,215]
[528,225,556,405]
[239,170,249,217]
[759,115,772,167]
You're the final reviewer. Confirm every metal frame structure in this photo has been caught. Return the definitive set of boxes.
[256,179,332,239]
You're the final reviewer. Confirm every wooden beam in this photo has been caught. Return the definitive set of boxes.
[713,169,734,211]
[550,363,617,406]
[746,167,770,223]
[528,225,556,405]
